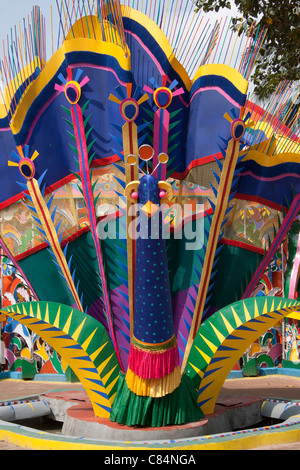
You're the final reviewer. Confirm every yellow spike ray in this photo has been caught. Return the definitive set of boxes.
[22,304,28,317]
[209,321,225,343]
[270,298,275,314]
[242,302,251,322]
[104,369,120,395]
[220,312,234,334]
[8,161,19,166]
[108,93,121,104]
[138,93,149,105]
[31,150,39,161]
[198,333,218,354]
[44,303,50,324]
[231,306,242,327]
[53,306,61,328]
[81,328,98,350]
[72,318,86,341]
[102,364,119,384]
[195,345,211,364]
[254,299,260,317]
[97,353,116,376]
[29,303,34,318]
[224,112,233,123]
[263,298,269,314]
[188,361,205,378]
[89,341,108,363]
[62,310,73,334]
[36,303,42,320]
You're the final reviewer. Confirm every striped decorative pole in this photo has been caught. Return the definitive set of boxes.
[8,145,83,311]
[109,84,149,338]
[181,111,254,372]
[55,67,123,369]
[144,75,184,181]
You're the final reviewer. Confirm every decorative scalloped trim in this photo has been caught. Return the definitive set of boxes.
[125,366,181,397]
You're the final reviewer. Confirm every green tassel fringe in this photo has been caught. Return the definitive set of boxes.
[110,372,204,427]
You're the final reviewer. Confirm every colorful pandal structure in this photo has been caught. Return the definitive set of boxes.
[0,0,299,427]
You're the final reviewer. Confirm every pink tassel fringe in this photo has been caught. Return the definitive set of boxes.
[127,344,180,379]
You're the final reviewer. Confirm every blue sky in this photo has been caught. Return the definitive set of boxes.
[0,1,238,82]
[0,1,234,55]
[0,1,57,59]
[0,1,56,34]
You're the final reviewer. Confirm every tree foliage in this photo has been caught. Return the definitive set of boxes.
[194,0,300,99]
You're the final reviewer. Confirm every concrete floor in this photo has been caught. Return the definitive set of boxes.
[1,375,300,449]
[0,379,84,401]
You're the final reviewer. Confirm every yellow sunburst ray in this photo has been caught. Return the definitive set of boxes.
[81,328,98,351]
[31,150,39,161]
[61,309,74,334]
[220,312,234,334]
[108,93,121,104]
[195,345,211,364]
[188,361,204,379]
[72,318,87,341]
[97,353,117,376]
[105,372,120,396]
[89,341,109,363]
[36,303,42,320]
[208,321,225,343]
[242,302,251,321]
[230,306,243,328]
[198,333,218,354]
[53,306,61,328]
[44,303,50,324]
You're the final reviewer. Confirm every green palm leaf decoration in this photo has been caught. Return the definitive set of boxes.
[185,296,300,415]
[0,301,121,418]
